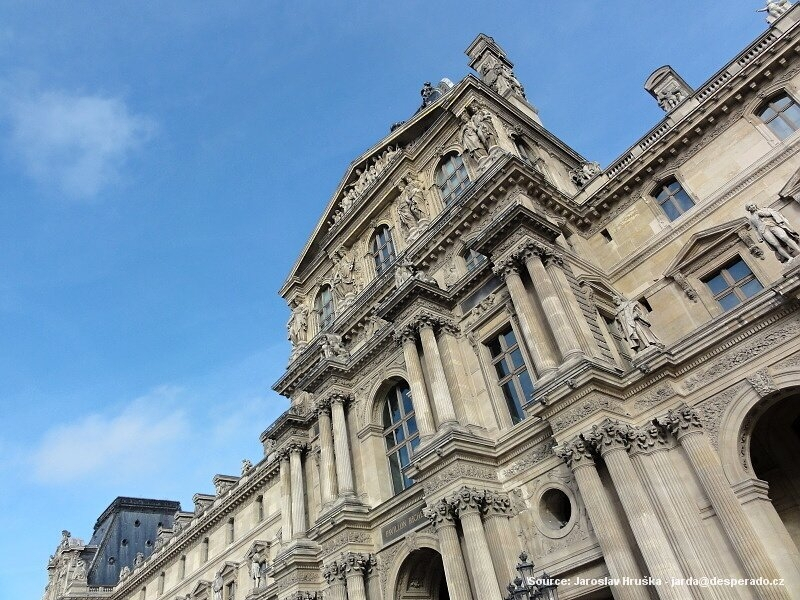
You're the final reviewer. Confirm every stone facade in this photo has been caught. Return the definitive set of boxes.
[44,6,800,600]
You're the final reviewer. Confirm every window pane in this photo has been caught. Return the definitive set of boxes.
[674,189,694,212]
[388,453,403,493]
[398,446,410,468]
[401,388,414,414]
[770,117,795,140]
[503,329,518,348]
[518,369,535,404]
[395,426,406,443]
[406,416,418,435]
[410,435,420,449]
[509,348,525,369]
[382,402,392,428]
[662,201,681,222]
[761,106,777,120]
[784,103,800,128]
[389,394,400,423]
[726,260,751,282]
[775,95,793,110]
[487,338,502,358]
[495,358,512,379]
[501,382,523,423]
[385,432,395,449]
[718,292,741,311]
[741,279,764,298]
[706,273,729,295]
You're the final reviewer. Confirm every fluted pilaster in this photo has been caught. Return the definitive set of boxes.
[557,438,651,600]
[279,450,292,542]
[481,490,519,589]
[316,401,337,506]
[585,419,690,600]
[341,552,371,600]
[396,328,436,438]
[322,560,347,600]
[451,487,502,600]
[424,499,473,600]
[330,393,356,498]
[288,442,307,538]
[661,406,792,600]
[418,317,458,427]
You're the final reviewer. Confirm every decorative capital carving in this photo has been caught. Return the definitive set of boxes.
[393,324,418,346]
[322,560,346,585]
[449,486,485,516]
[328,392,352,407]
[481,489,513,518]
[584,418,634,455]
[340,552,371,578]
[491,256,520,279]
[631,422,669,454]
[314,398,332,416]
[556,437,595,469]
[659,404,703,439]
[287,441,308,456]
[423,498,457,529]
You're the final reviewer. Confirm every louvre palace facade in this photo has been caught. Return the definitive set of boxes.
[44,4,800,600]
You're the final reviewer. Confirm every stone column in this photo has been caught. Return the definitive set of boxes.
[279,450,292,542]
[631,424,729,600]
[557,439,651,600]
[288,442,307,538]
[493,258,556,375]
[418,317,458,427]
[543,253,600,358]
[330,393,356,498]
[341,552,370,600]
[481,490,519,590]
[316,401,338,506]
[396,327,436,438]
[322,560,347,600]
[661,406,792,600]
[585,419,691,600]
[451,488,503,600]
[520,244,582,362]
[423,499,474,600]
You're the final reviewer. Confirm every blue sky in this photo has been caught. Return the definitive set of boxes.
[0,2,766,597]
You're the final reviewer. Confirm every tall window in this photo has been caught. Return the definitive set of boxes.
[757,92,800,140]
[315,285,335,330]
[487,328,534,424]
[372,225,396,274]
[179,555,186,580]
[436,153,470,205]
[654,179,695,221]
[463,248,487,272]
[703,257,763,311]
[383,382,420,494]
[226,517,234,544]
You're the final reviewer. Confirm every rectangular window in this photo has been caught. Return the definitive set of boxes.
[227,518,235,544]
[703,258,763,311]
[486,327,533,424]
[201,538,209,563]
[256,496,264,522]
[225,581,236,600]
[179,556,186,580]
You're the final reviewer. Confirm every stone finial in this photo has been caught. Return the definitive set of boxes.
[466,34,526,101]
[644,66,693,112]
[569,162,601,187]
[758,0,793,24]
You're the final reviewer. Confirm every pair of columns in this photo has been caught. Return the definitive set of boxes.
[316,393,356,506]
[423,487,517,600]
[558,409,791,600]
[492,241,590,377]
[395,315,458,439]
[322,552,376,600]
[278,442,308,541]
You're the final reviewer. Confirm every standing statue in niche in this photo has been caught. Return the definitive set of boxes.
[396,173,429,239]
[460,112,486,160]
[613,296,661,353]
[287,302,309,349]
[251,552,264,588]
[469,104,500,152]
[331,248,358,303]
[480,56,526,98]
[746,203,800,262]
[212,571,223,600]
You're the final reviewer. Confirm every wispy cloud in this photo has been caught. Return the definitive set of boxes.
[1,86,155,199]
[31,386,187,484]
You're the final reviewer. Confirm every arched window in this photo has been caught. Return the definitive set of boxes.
[463,248,487,272]
[382,382,420,494]
[372,225,396,275]
[435,153,470,205]
[653,178,695,222]
[315,285,335,330]
[757,92,800,140]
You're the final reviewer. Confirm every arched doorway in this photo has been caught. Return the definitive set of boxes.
[395,548,450,600]
[749,392,800,547]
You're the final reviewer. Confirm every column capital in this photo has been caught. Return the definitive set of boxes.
[584,418,634,456]
[423,498,457,529]
[449,486,486,516]
[659,404,704,440]
[516,240,547,262]
[491,256,521,279]
[631,422,669,454]
[314,398,332,416]
[556,437,596,469]
[481,489,513,519]
[322,560,347,584]
[393,324,418,346]
[328,392,352,407]
[340,552,372,578]
[287,441,308,456]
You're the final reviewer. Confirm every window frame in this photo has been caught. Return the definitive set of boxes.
[435,152,471,205]
[700,255,764,312]
[651,177,695,222]
[315,285,335,331]
[463,247,488,272]
[756,91,800,141]
[382,381,420,495]
[371,225,396,275]
[484,325,534,425]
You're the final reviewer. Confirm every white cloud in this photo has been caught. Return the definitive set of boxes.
[31,386,188,484]
[3,87,155,198]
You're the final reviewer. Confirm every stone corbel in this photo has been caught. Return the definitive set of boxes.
[670,271,699,302]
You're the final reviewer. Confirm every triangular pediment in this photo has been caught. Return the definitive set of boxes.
[191,580,211,598]
[664,218,749,276]
[245,540,270,559]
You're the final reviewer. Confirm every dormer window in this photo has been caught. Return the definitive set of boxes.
[757,92,800,140]
[315,285,335,330]
[654,179,695,221]
[372,225,396,275]
[436,153,470,205]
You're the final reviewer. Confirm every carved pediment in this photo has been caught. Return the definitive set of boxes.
[246,540,271,560]
[191,580,211,599]
[218,561,238,578]
[664,218,754,276]
[577,275,621,314]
